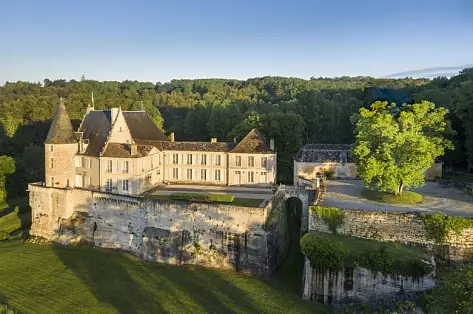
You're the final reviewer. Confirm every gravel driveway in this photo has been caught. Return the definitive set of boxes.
[322,180,473,217]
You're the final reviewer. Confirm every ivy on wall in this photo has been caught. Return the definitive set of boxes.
[310,206,345,234]
[420,213,473,244]
[300,233,432,278]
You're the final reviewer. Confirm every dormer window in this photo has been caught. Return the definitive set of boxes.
[119,127,123,132]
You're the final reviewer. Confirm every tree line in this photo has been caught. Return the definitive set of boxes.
[0,69,472,198]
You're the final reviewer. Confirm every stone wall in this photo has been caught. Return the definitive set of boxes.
[28,184,288,277]
[309,207,473,261]
[302,259,435,306]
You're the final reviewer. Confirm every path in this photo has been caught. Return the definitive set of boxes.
[323,180,473,217]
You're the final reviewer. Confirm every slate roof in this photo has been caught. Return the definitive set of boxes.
[44,99,78,144]
[101,143,155,158]
[77,110,112,156]
[230,129,273,154]
[295,144,354,163]
[122,111,169,141]
[161,141,235,152]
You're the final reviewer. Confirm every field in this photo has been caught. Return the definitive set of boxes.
[0,200,324,314]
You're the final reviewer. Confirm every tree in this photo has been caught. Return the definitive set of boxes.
[352,101,453,195]
[424,264,473,314]
[455,80,473,172]
[0,155,15,200]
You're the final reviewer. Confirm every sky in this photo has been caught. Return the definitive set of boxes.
[1,0,473,84]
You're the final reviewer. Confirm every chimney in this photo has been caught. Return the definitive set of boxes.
[111,107,119,120]
[211,137,217,143]
[233,137,237,143]
[170,132,175,142]
[86,104,94,114]
[131,143,137,156]
[270,138,275,150]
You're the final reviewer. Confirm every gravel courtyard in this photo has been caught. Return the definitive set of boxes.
[323,180,473,217]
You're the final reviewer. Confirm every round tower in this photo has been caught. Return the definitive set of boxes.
[44,98,78,188]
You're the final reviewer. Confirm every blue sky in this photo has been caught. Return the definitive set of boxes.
[1,0,472,84]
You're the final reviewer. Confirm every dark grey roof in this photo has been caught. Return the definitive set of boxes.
[295,144,354,163]
[123,111,169,141]
[77,110,112,156]
[44,99,78,144]
[230,129,273,154]
[161,141,235,152]
[101,143,155,158]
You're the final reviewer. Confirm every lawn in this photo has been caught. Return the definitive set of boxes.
[0,209,31,240]
[145,194,264,207]
[0,237,325,314]
[361,188,424,204]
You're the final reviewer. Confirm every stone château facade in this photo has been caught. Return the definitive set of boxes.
[44,99,277,196]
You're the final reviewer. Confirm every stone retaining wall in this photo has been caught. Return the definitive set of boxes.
[28,184,288,277]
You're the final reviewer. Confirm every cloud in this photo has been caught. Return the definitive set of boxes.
[385,64,473,78]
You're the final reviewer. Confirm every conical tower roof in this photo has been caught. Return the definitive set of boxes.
[44,98,77,144]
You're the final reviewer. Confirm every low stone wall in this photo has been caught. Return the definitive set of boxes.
[28,184,288,278]
[302,258,435,306]
[309,207,473,261]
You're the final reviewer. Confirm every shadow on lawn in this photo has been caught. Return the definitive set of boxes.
[52,243,265,313]
[52,245,167,313]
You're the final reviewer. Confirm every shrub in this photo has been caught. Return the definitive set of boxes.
[169,193,234,203]
[420,212,473,243]
[322,168,335,180]
[300,233,347,270]
[310,206,345,234]
[0,231,9,241]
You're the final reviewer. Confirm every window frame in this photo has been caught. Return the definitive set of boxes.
[186,168,193,180]
[172,168,178,179]
[187,154,193,165]
[201,169,206,181]
[236,156,241,167]
[261,157,268,168]
[248,156,254,167]
[248,171,254,183]
[215,169,221,181]
[106,160,113,173]
[122,179,129,191]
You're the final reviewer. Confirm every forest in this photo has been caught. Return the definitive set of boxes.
[0,68,472,198]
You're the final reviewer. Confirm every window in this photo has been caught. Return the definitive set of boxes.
[106,179,113,192]
[201,169,206,180]
[186,169,193,180]
[215,169,221,181]
[248,156,254,167]
[88,177,91,187]
[187,154,193,165]
[248,171,254,183]
[151,158,154,169]
[122,161,129,173]
[81,157,86,168]
[201,154,207,165]
[215,155,221,166]
[261,172,267,183]
[50,145,54,152]
[87,159,92,169]
[50,158,54,169]
[261,157,268,168]
[106,160,112,173]
[172,168,178,179]
[119,127,123,132]
[51,177,54,186]
[122,179,129,191]
[235,156,241,167]
[172,153,179,164]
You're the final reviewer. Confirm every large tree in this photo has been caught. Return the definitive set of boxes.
[0,155,15,200]
[352,101,453,195]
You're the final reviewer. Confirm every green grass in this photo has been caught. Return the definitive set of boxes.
[145,194,263,207]
[361,188,424,204]
[169,192,235,203]
[0,238,325,314]
[312,232,429,263]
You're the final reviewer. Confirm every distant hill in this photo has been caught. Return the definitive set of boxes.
[385,65,473,79]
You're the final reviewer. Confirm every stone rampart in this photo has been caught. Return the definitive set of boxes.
[28,183,288,277]
[309,207,473,260]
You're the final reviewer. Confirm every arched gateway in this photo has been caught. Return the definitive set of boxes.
[277,185,316,233]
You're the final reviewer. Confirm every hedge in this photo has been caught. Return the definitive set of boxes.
[169,193,235,203]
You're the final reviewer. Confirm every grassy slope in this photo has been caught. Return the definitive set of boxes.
[0,238,324,314]
[312,232,430,263]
